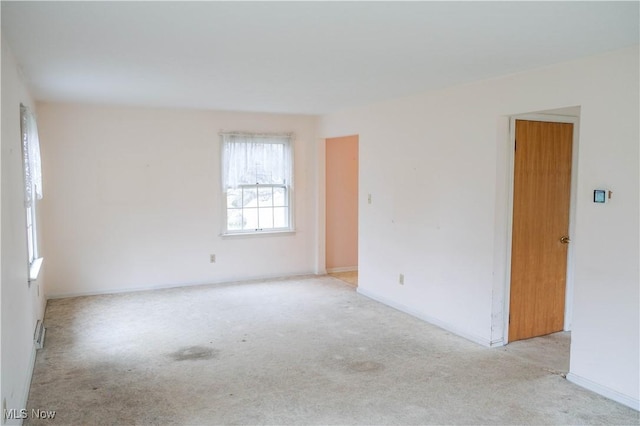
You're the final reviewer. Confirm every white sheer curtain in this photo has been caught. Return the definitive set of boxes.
[20,104,43,207]
[221,132,292,189]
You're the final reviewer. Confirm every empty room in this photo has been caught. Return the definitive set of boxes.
[1,2,638,425]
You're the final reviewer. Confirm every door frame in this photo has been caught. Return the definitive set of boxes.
[503,113,580,344]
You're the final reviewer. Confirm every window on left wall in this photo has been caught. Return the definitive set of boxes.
[20,104,44,281]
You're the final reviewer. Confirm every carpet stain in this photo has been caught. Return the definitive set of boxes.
[348,361,384,373]
[169,346,218,361]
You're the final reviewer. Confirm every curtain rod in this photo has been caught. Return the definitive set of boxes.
[219,131,294,138]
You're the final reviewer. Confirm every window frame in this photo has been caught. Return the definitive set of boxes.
[220,133,295,236]
[26,202,38,264]
[25,186,43,282]
[20,104,44,282]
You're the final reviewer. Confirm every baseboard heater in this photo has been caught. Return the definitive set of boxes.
[34,320,46,349]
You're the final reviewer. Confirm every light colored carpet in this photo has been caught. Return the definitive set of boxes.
[25,275,639,425]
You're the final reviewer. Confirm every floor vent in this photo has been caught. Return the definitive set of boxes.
[34,320,46,349]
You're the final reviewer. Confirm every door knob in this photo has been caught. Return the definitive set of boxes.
[560,236,571,244]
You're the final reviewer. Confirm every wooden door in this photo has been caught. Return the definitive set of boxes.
[509,120,573,342]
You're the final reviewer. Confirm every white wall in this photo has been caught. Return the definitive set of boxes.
[319,47,639,408]
[1,36,47,423]
[38,103,318,297]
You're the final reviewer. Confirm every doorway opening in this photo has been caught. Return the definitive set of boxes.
[325,135,359,287]
[504,107,580,373]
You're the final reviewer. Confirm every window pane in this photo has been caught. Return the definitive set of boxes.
[26,206,34,262]
[227,189,242,208]
[27,227,34,262]
[227,209,243,230]
[258,207,274,229]
[243,208,258,230]
[273,207,289,228]
[243,187,257,207]
[273,187,287,207]
[258,187,273,207]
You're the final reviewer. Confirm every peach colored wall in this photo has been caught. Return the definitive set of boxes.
[325,135,358,270]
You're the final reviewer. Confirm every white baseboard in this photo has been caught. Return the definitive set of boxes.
[356,287,492,347]
[46,271,317,299]
[326,266,358,273]
[489,338,505,347]
[567,373,640,411]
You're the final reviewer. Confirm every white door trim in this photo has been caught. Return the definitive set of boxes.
[503,113,580,344]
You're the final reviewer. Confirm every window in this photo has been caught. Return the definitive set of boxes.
[20,104,44,280]
[26,203,38,264]
[221,132,293,234]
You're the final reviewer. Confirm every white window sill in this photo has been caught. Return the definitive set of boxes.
[29,257,43,282]
[220,229,296,239]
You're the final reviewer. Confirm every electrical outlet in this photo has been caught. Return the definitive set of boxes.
[209,254,216,263]
[399,273,404,285]
[368,194,372,204]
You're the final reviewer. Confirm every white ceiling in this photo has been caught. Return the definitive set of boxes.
[2,1,638,115]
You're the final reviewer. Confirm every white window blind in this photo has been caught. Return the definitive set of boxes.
[221,133,292,189]
[20,104,43,207]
